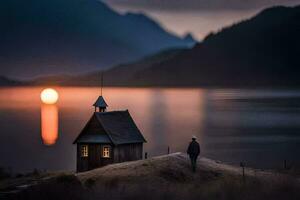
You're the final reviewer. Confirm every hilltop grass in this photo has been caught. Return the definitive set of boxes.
[2,153,300,200]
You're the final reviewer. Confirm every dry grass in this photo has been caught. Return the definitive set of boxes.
[3,153,300,200]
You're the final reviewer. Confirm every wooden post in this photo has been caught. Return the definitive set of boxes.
[167,146,170,154]
[242,166,245,182]
[145,152,148,159]
[284,160,287,170]
[240,162,245,183]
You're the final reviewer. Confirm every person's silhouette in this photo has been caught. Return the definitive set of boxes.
[187,136,200,172]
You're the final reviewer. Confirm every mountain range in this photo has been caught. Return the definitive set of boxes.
[0,76,21,86]
[2,5,300,87]
[0,0,195,78]
[30,48,184,86]
[22,5,300,88]
[132,5,300,87]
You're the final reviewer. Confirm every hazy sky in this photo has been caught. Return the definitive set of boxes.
[103,0,300,40]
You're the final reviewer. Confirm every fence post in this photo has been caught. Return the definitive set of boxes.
[145,152,148,159]
[284,160,287,170]
[167,146,170,154]
[240,162,245,183]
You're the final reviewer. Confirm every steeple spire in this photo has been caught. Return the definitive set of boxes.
[93,72,108,112]
[100,72,103,96]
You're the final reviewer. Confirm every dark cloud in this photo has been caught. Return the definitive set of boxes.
[103,0,300,11]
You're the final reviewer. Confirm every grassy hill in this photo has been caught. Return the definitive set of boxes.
[2,153,300,200]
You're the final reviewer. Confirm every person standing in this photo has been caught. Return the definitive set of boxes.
[187,136,200,172]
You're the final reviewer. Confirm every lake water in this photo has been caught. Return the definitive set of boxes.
[1,87,300,172]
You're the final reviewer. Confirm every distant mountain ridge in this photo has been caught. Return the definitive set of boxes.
[130,5,300,87]
[3,5,300,87]
[0,0,195,78]
[29,48,185,86]
[0,76,20,86]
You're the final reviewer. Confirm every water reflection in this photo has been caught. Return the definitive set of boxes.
[41,104,59,145]
[1,87,300,172]
[147,89,168,156]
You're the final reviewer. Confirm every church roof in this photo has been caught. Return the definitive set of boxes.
[74,134,111,144]
[93,96,108,108]
[73,110,146,145]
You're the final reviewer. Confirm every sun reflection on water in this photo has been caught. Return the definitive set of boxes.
[41,102,59,146]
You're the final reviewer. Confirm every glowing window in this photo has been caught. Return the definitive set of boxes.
[81,145,88,157]
[102,146,111,158]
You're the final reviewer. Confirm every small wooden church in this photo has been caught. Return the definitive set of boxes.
[73,95,146,172]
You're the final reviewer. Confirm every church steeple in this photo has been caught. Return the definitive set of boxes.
[93,96,108,112]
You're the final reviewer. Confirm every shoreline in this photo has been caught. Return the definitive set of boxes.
[3,85,300,90]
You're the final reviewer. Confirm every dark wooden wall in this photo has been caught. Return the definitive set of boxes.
[114,143,143,163]
[77,143,143,172]
[77,144,88,172]
[77,143,114,172]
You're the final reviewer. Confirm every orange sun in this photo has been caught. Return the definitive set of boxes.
[40,88,59,104]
